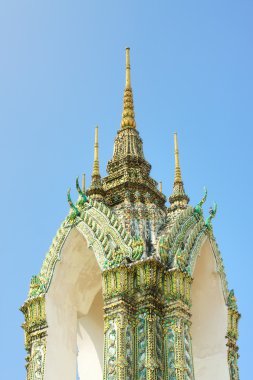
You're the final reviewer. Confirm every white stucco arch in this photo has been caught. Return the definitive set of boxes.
[191,237,229,380]
[43,228,103,380]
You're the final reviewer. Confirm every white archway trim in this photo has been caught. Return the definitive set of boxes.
[187,232,229,302]
[191,238,230,380]
[158,205,229,302]
[44,228,103,380]
[27,201,134,301]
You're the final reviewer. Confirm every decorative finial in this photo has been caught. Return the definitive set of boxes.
[194,187,207,216]
[67,188,80,219]
[169,133,189,208]
[205,203,217,229]
[125,47,131,88]
[92,126,100,176]
[76,177,88,204]
[227,289,238,311]
[82,173,86,193]
[174,133,182,182]
[86,126,105,201]
[121,48,136,129]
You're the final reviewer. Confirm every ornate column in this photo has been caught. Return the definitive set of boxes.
[20,290,47,380]
[103,265,136,380]
[103,258,165,380]
[226,290,240,380]
[135,259,164,380]
[163,270,194,380]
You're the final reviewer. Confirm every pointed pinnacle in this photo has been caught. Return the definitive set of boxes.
[125,47,131,88]
[121,47,136,129]
[87,125,104,201]
[82,173,86,193]
[169,133,189,208]
[92,126,100,177]
[174,133,183,183]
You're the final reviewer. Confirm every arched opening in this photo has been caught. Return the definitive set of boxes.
[77,290,104,379]
[191,238,229,380]
[43,228,104,380]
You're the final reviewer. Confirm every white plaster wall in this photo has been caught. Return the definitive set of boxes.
[191,238,229,380]
[44,228,103,380]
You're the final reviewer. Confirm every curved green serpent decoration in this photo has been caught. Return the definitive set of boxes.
[194,187,207,216]
[76,176,89,204]
[67,188,80,218]
[205,202,217,229]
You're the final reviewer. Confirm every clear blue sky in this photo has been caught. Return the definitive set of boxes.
[0,1,252,378]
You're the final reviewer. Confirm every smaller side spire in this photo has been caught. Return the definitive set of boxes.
[82,173,86,193]
[86,126,105,201]
[121,47,136,129]
[169,133,189,208]
[174,133,182,182]
[92,126,100,176]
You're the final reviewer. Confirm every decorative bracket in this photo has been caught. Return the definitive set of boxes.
[205,202,217,229]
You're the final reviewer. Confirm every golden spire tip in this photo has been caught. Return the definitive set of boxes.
[125,47,131,88]
[174,132,182,183]
[169,133,189,207]
[92,126,100,176]
[121,47,136,129]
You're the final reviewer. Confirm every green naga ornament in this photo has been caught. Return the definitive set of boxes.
[194,187,207,216]
[67,188,80,220]
[205,202,217,229]
[76,176,89,206]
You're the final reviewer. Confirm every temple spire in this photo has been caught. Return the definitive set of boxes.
[121,48,136,129]
[174,133,183,182]
[92,126,100,176]
[104,48,166,209]
[169,133,189,208]
[86,126,105,201]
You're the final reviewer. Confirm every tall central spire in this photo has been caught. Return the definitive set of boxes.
[104,48,166,209]
[121,48,136,129]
